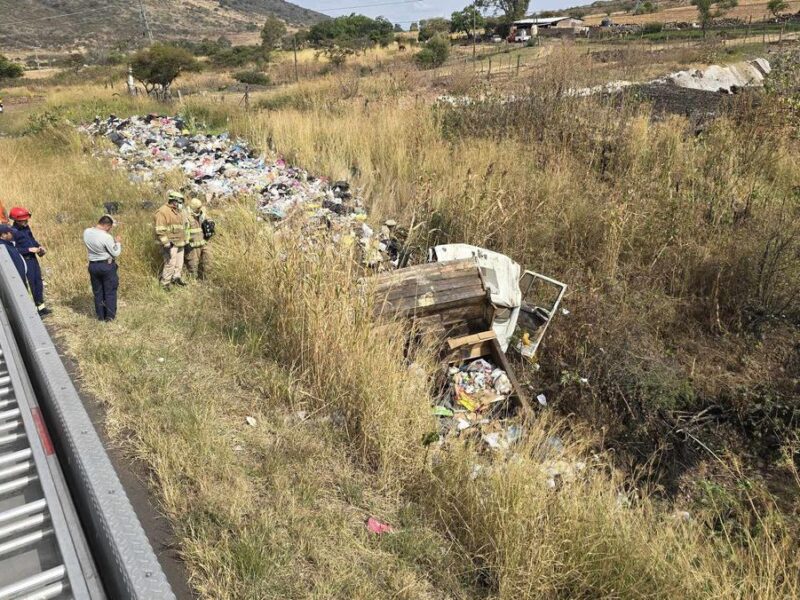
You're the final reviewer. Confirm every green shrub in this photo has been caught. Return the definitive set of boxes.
[642,22,665,34]
[210,45,268,68]
[234,70,270,86]
[0,54,24,80]
[415,33,451,69]
[633,1,658,14]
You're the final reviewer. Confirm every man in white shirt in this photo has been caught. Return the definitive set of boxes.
[83,215,122,321]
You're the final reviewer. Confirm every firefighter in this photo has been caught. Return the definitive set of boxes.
[153,191,188,289]
[9,206,50,316]
[184,198,212,279]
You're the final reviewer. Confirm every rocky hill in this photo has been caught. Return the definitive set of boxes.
[0,0,327,52]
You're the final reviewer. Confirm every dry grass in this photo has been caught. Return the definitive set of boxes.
[582,0,800,24]
[0,42,798,599]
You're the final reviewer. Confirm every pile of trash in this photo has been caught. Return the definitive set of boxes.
[80,114,387,253]
[434,358,523,452]
[572,58,772,97]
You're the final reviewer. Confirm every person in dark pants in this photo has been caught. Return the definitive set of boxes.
[9,206,49,316]
[0,224,27,283]
[83,215,122,321]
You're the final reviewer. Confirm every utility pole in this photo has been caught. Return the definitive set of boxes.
[472,2,477,61]
[293,35,299,82]
[137,0,154,44]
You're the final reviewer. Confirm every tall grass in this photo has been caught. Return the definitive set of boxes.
[239,49,799,447]
[1,44,798,598]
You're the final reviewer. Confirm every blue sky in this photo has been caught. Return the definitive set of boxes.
[297,1,575,26]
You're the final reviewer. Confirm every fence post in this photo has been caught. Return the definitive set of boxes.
[488,58,492,79]
[747,15,752,41]
[516,54,521,76]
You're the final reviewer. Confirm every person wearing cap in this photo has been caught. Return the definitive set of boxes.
[154,190,188,289]
[184,198,213,280]
[83,215,122,321]
[0,223,27,283]
[9,206,49,316]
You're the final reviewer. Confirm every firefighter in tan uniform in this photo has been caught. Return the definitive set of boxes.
[184,198,212,279]
[154,191,188,288]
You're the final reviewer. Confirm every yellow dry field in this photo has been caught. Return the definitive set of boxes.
[583,0,800,24]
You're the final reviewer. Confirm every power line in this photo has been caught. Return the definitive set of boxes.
[1,5,114,26]
[321,0,423,13]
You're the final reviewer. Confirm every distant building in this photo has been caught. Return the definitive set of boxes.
[510,16,586,40]
[513,17,585,29]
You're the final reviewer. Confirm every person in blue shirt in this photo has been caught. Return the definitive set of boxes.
[0,224,27,284]
[9,206,50,316]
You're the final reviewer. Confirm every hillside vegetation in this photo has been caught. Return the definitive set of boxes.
[0,36,798,599]
[0,0,326,51]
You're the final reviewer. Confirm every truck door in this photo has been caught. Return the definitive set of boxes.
[514,271,567,358]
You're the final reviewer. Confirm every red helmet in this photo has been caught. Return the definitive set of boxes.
[9,207,31,221]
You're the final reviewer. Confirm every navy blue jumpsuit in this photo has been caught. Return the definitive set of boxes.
[12,224,45,309]
[0,238,27,284]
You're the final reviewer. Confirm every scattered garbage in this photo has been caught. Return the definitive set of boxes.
[545,435,564,454]
[245,416,257,427]
[542,459,586,490]
[433,356,524,453]
[366,517,394,535]
[156,357,165,364]
[536,394,547,407]
[80,115,386,263]
[674,510,692,522]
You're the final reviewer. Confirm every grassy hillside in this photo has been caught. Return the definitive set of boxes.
[575,0,800,25]
[0,38,798,599]
[0,0,326,52]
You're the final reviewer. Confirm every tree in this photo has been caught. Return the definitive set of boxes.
[261,16,287,49]
[0,54,23,80]
[483,15,501,36]
[210,45,268,67]
[409,22,419,31]
[691,0,737,36]
[317,44,355,67]
[394,23,404,32]
[632,1,656,15]
[131,44,200,99]
[767,0,788,17]
[309,14,395,48]
[234,70,269,86]
[476,0,530,23]
[418,17,451,42]
[64,52,85,73]
[415,33,451,69]
[451,5,486,37]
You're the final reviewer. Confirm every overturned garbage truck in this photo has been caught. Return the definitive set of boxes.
[370,244,567,451]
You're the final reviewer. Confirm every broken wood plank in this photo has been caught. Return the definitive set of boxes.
[446,330,497,351]
[374,284,488,317]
